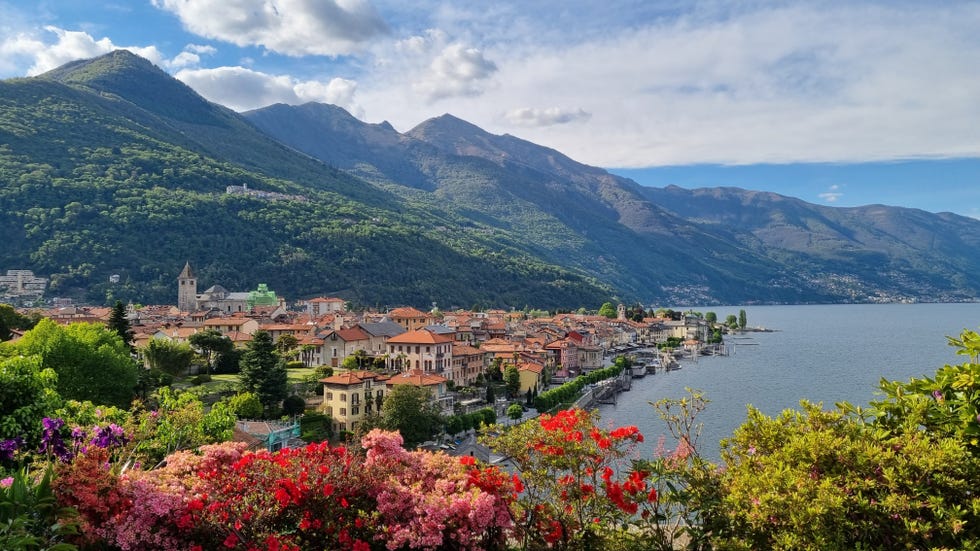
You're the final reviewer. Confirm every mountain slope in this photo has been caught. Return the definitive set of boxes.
[0,51,612,308]
[245,104,816,304]
[641,186,980,301]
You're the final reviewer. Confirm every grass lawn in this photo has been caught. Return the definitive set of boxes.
[177,367,319,394]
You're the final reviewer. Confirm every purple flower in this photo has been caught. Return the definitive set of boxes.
[932,390,944,402]
[90,424,128,449]
[39,417,72,462]
[0,437,23,462]
[0,476,13,488]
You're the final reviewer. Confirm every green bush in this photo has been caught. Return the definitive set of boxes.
[189,374,212,386]
[300,412,333,442]
[226,392,263,419]
[282,395,307,417]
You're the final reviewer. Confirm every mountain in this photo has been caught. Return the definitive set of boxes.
[0,50,611,308]
[639,186,980,301]
[245,104,816,304]
[3,51,979,307]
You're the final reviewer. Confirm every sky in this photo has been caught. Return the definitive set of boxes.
[1,1,978,217]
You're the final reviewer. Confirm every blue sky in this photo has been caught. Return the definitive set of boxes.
[1,1,978,217]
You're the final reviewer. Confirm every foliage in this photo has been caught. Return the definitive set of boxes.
[141,338,194,376]
[715,402,980,550]
[866,328,980,450]
[0,466,78,551]
[597,302,617,319]
[300,412,333,442]
[282,394,307,416]
[533,363,623,412]
[106,300,133,350]
[0,355,62,450]
[187,329,232,376]
[370,385,443,448]
[505,365,521,398]
[0,304,38,342]
[238,331,288,416]
[5,319,138,408]
[129,388,236,467]
[507,403,524,420]
[225,392,263,419]
[445,408,497,435]
[737,309,747,330]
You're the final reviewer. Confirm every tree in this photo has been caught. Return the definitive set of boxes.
[275,334,299,358]
[705,311,717,324]
[142,338,194,376]
[725,314,738,330]
[0,304,37,342]
[0,355,62,447]
[8,319,138,408]
[485,384,496,404]
[738,309,747,330]
[377,384,443,448]
[189,329,233,376]
[598,302,617,319]
[505,365,521,398]
[507,403,524,421]
[238,331,288,417]
[106,300,134,351]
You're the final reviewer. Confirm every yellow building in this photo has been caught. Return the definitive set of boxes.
[320,370,388,434]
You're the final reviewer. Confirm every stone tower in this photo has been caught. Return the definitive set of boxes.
[177,261,197,312]
[617,303,626,320]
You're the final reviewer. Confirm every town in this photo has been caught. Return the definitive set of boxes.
[3,262,737,446]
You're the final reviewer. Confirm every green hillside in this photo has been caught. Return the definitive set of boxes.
[0,51,611,308]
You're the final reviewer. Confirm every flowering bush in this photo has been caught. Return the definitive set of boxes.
[185,431,513,550]
[482,407,651,550]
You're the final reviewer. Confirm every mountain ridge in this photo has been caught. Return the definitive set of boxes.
[3,50,979,306]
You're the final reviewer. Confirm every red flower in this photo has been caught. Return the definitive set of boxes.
[513,473,525,493]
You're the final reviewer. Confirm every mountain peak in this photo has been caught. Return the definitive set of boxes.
[40,50,224,125]
[407,113,489,144]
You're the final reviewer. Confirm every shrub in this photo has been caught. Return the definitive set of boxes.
[282,395,307,417]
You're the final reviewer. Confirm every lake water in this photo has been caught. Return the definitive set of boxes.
[597,303,980,460]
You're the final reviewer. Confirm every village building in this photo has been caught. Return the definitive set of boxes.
[387,306,431,332]
[385,329,454,377]
[321,370,388,434]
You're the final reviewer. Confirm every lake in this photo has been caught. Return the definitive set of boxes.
[597,303,980,459]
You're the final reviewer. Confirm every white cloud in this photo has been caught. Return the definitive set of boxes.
[413,43,496,100]
[152,0,387,57]
[356,2,980,168]
[818,192,843,203]
[185,44,217,55]
[502,107,591,127]
[175,65,361,114]
[0,26,204,75]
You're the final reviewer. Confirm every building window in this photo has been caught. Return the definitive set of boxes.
[340,408,346,416]
[326,392,333,400]
[352,406,359,416]
[340,393,347,402]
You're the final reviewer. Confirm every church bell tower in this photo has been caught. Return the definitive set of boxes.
[177,261,197,312]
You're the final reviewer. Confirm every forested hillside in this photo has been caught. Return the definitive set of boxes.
[0,51,610,308]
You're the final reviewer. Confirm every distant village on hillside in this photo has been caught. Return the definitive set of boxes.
[5,262,715,436]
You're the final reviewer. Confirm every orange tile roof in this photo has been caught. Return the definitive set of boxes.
[386,369,446,387]
[388,307,428,319]
[321,370,388,385]
[385,329,453,345]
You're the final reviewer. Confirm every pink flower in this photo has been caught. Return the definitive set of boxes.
[0,476,13,488]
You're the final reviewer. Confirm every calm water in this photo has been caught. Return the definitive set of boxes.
[598,303,980,459]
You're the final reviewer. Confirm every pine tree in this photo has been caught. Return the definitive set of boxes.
[107,300,134,351]
[238,331,288,416]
